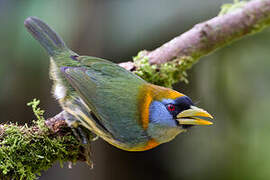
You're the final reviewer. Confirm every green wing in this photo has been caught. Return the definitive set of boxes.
[61,57,148,145]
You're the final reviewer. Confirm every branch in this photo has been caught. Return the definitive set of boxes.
[2,0,270,179]
[0,100,85,179]
[119,0,270,87]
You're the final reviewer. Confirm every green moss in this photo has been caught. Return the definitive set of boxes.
[219,0,247,16]
[0,99,80,180]
[27,98,46,131]
[133,51,195,87]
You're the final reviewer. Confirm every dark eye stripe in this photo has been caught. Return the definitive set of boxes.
[175,96,194,106]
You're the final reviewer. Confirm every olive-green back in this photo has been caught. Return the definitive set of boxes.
[62,56,148,145]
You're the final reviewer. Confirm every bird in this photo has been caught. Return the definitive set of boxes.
[24,17,213,152]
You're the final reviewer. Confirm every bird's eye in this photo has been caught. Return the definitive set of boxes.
[166,104,175,112]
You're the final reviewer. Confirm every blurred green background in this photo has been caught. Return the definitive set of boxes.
[1,0,270,179]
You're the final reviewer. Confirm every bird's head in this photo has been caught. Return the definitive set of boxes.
[139,84,213,145]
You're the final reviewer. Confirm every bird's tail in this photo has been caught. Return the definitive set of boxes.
[24,17,69,57]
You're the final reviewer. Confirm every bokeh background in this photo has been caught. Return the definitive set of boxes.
[0,0,270,179]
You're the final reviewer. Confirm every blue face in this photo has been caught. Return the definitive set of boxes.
[149,96,194,127]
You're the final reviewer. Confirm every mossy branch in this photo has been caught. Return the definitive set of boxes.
[1,0,270,179]
[0,99,84,179]
[119,0,270,87]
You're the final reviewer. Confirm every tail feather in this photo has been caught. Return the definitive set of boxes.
[24,17,68,56]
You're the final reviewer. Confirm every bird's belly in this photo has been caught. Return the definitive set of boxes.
[106,137,160,151]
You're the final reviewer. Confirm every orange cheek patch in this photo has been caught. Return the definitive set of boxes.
[140,92,152,130]
[138,83,185,130]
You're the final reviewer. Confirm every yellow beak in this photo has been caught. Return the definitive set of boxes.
[176,106,213,125]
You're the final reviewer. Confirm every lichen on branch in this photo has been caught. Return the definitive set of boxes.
[219,0,247,16]
[119,0,270,87]
[133,51,194,87]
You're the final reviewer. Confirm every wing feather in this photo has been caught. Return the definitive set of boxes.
[61,59,148,144]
